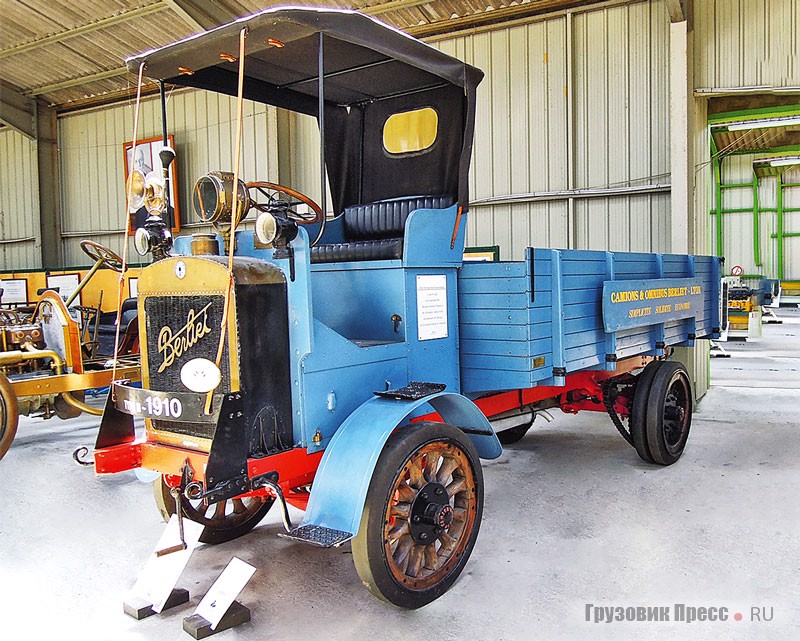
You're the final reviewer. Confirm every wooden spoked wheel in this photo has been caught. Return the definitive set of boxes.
[384,441,478,588]
[353,422,483,609]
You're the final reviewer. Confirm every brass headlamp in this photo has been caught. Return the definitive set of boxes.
[192,171,251,228]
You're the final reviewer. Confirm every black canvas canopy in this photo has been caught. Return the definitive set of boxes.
[127,7,483,214]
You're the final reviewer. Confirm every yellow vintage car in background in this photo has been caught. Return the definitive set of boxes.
[0,240,140,459]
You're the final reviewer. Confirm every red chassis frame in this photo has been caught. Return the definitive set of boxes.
[94,355,651,509]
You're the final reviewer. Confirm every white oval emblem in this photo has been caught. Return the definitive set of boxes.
[180,357,222,393]
[175,260,186,279]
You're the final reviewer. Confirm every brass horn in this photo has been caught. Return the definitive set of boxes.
[126,168,146,212]
[143,170,166,214]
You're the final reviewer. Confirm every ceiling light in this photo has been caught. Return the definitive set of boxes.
[769,156,800,167]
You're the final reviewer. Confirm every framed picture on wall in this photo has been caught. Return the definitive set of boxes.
[123,134,181,235]
[46,273,81,307]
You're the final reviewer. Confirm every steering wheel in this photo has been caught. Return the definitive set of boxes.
[246,181,323,225]
[80,240,124,272]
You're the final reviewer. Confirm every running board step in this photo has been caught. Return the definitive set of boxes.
[278,525,353,548]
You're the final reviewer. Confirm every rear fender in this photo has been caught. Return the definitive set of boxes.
[300,391,501,536]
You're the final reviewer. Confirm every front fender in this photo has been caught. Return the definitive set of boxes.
[300,391,501,536]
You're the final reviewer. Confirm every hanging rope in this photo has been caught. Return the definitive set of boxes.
[111,62,146,385]
[206,27,247,415]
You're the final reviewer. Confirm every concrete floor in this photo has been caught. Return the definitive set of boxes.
[1,309,798,640]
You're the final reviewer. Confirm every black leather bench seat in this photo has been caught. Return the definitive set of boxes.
[311,238,403,263]
[96,298,138,356]
[310,195,454,264]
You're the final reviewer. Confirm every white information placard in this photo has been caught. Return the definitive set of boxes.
[127,515,204,613]
[416,274,448,341]
[0,279,28,305]
[194,557,256,630]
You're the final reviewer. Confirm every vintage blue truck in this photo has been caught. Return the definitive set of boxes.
[92,7,722,609]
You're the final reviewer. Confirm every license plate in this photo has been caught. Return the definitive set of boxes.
[112,382,223,424]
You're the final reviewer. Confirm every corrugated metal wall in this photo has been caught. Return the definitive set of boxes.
[57,91,279,266]
[281,111,333,214]
[572,3,671,253]
[0,128,41,270]
[435,0,671,259]
[785,170,800,279]
[697,0,800,281]
[695,0,800,91]
[437,19,571,257]
[717,153,800,279]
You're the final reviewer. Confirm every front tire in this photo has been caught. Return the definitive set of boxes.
[0,374,19,460]
[352,422,484,609]
[153,476,275,544]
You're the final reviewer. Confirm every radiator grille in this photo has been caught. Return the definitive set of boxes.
[143,294,233,442]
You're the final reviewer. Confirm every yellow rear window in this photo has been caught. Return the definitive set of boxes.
[383,107,438,155]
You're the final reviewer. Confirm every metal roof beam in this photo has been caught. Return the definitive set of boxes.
[0,4,167,60]
[0,80,36,138]
[29,68,129,97]
[161,0,239,31]
[664,0,691,24]
[363,0,432,16]
[407,0,613,38]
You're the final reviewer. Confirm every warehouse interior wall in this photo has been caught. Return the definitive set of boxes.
[714,153,800,280]
[694,0,800,94]
[0,128,41,270]
[433,1,672,259]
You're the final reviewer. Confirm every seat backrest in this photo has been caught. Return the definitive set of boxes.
[343,195,454,240]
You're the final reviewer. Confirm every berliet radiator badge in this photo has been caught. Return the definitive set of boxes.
[157,301,214,372]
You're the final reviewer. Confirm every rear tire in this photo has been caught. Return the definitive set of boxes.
[496,422,532,445]
[352,422,484,609]
[645,362,692,465]
[0,374,19,460]
[630,362,661,463]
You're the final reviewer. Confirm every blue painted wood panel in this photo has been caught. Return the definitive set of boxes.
[458,248,722,394]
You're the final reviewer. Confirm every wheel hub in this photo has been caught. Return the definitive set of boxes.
[664,405,685,422]
[409,482,452,544]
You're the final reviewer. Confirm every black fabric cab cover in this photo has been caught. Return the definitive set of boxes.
[126,8,483,215]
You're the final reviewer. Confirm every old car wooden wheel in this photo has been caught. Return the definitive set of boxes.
[153,476,275,544]
[645,361,692,466]
[352,422,483,609]
[0,373,19,460]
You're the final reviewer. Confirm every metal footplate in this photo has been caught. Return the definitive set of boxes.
[278,525,353,548]
[374,381,446,401]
